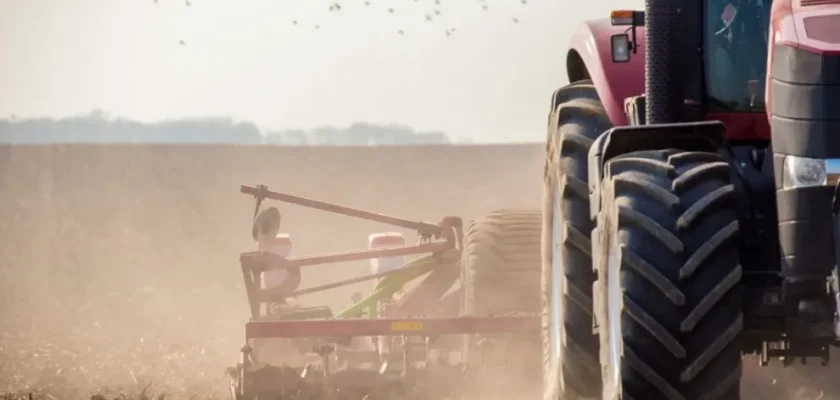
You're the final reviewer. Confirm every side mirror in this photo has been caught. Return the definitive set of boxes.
[611,34,631,63]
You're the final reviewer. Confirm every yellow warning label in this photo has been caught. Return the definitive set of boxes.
[391,321,424,331]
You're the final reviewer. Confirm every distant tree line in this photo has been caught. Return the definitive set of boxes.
[0,110,463,145]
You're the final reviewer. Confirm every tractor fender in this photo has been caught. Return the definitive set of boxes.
[587,121,727,221]
[567,18,646,126]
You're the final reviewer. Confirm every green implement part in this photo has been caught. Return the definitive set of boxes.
[335,254,442,319]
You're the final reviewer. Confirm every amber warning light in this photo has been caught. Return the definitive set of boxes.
[610,10,645,26]
[610,10,634,25]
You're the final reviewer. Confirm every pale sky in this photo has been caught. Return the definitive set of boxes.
[0,0,639,143]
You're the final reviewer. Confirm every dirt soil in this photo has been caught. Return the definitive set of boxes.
[0,143,836,400]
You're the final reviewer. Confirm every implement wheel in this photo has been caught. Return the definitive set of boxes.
[461,209,542,396]
[594,150,743,399]
[542,79,611,399]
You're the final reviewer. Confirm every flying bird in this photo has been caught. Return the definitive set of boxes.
[513,17,519,23]
[178,40,186,45]
[425,14,432,21]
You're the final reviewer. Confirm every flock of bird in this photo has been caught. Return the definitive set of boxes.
[324,0,528,35]
[153,0,530,44]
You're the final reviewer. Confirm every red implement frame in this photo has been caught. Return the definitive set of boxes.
[239,184,536,338]
[246,316,541,339]
[241,184,445,236]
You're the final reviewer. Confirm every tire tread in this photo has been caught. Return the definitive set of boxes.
[599,151,742,400]
[542,80,610,398]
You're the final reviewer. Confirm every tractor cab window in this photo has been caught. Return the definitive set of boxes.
[705,0,772,112]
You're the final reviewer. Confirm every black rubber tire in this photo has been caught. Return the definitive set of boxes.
[595,150,743,400]
[463,209,542,317]
[542,80,611,399]
[462,209,542,397]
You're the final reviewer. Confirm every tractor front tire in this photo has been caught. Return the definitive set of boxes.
[595,150,743,400]
[542,79,610,399]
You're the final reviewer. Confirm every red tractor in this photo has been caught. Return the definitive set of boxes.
[542,0,840,399]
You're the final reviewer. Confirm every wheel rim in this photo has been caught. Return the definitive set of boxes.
[550,183,565,362]
[606,233,622,387]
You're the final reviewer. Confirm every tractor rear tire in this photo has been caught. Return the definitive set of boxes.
[542,80,610,399]
[462,209,542,397]
[595,150,743,399]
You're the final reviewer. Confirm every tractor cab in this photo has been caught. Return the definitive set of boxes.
[705,0,772,112]
[610,0,773,116]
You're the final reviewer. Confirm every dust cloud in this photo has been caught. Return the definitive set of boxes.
[0,143,542,398]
